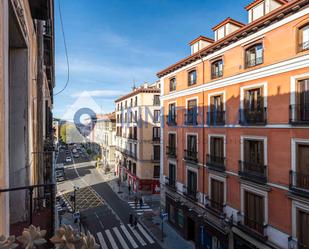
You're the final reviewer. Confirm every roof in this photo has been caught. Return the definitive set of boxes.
[189,36,214,45]
[212,17,245,31]
[245,0,288,10]
[115,87,160,102]
[95,112,116,121]
[157,0,306,78]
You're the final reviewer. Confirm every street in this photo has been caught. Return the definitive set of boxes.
[56,145,163,249]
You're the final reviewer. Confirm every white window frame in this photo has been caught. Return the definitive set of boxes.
[290,73,309,106]
[291,200,309,240]
[208,91,226,112]
[240,135,268,165]
[240,82,268,109]
[208,134,226,156]
[291,138,309,172]
[208,173,227,204]
[186,132,198,153]
[186,166,198,189]
[186,96,199,113]
[240,183,268,224]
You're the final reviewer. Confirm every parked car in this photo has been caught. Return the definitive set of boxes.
[65,157,72,162]
[73,154,79,158]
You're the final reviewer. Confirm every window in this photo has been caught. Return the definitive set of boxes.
[153,145,160,160]
[168,133,176,149]
[209,94,224,125]
[296,143,309,190]
[188,69,197,86]
[133,163,136,175]
[244,191,264,234]
[245,43,263,68]
[134,110,138,122]
[210,137,224,162]
[187,135,197,153]
[244,88,263,111]
[211,179,224,212]
[169,163,176,185]
[153,95,160,106]
[125,100,127,108]
[298,24,309,52]
[178,209,184,228]
[169,204,176,223]
[295,79,309,122]
[297,210,309,247]
[187,170,197,194]
[153,110,160,123]
[167,103,176,125]
[124,113,127,123]
[153,127,160,140]
[130,98,133,107]
[211,59,223,79]
[153,165,160,178]
[134,144,137,158]
[130,111,133,122]
[169,77,176,91]
[135,96,138,106]
[244,139,264,165]
[186,99,198,125]
[133,126,137,140]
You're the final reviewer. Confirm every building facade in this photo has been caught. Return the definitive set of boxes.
[115,82,161,194]
[0,0,55,236]
[93,113,117,172]
[158,0,309,248]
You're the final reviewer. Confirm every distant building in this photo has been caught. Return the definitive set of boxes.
[115,82,161,194]
[158,0,309,248]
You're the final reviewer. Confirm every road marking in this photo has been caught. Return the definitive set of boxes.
[137,223,155,244]
[113,227,129,249]
[127,224,146,246]
[105,229,118,249]
[120,225,138,249]
[97,232,108,249]
[133,208,152,212]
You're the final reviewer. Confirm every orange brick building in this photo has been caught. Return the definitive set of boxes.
[158,0,309,248]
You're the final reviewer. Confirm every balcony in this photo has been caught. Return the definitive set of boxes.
[166,146,177,158]
[165,177,176,191]
[237,212,268,241]
[205,197,225,215]
[207,111,225,126]
[153,136,160,142]
[211,70,223,79]
[289,171,309,198]
[245,56,263,68]
[298,41,309,52]
[239,107,267,125]
[151,154,160,163]
[166,114,177,126]
[184,149,198,163]
[184,112,198,125]
[206,154,225,172]
[183,185,198,202]
[239,160,267,184]
[289,104,309,125]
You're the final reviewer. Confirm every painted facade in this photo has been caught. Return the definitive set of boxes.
[158,0,309,248]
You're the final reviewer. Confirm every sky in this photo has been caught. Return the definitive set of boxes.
[54,0,250,119]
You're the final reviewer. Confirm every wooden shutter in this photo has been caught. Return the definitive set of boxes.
[298,210,309,246]
[297,144,309,175]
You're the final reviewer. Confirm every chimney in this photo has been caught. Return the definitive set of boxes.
[212,17,245,41]
[189,36,214,55]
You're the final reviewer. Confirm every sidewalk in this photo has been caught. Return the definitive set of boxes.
[108,178,194,249]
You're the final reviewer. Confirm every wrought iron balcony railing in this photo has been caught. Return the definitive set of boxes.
[184,112,198,125]
[206,154,226,172]
[289,170,309,198]
[299,41,309,52]
[239,160,267,184]
[166,146,177,158]
[183,185,198,202]
[289,104,309,125]
[205,197,225,214]
[151,154,160,162]
[211,70,223,79]
[165,177,176,190]
[207,110,225,126]
[239,107,267,125]
[166,114,177,126]
[184,149,198,163]
[245,56,263,68]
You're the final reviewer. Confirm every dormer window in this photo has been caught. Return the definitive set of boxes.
[212,18,245,41]
[245,43,263,68]
[298,24,309,52]
[188,70,197,86]
[211,59,223,79]
[189,36,214,55]
[169,77,176,92]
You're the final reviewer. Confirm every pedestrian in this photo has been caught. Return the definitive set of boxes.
[134,216,138,228]
[129,213,133,226]
[128,184,131,195]
[139,196,143,209]
[134,196,138,209]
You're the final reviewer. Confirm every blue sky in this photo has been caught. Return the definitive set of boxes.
[54,0,250,118]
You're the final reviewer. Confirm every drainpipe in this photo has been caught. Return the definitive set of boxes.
[199,52,206,206]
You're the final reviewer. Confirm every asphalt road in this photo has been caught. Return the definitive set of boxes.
[56,145,162,249]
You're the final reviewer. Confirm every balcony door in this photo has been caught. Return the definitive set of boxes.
[244,191,264,234]
[187,135,197,154]
[187,99,197,124]
[187,170,197,194]
[211,179,224,212]
[244,140,264,165]
[210,137,224,160]
[298,210,309,248]
[169,163,176,184]
[296,143,309,189]
[297,79,309,121]
[244,88,263,112]
[153,145,160,160]
[168,133,176,149]
[211,95,223,112]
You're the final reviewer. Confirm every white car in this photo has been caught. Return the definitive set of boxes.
[65,157,72,162]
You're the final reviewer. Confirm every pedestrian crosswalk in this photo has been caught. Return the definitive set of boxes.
[95,223,155,249]
[56,194,73,213]
[127,201,152,215]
